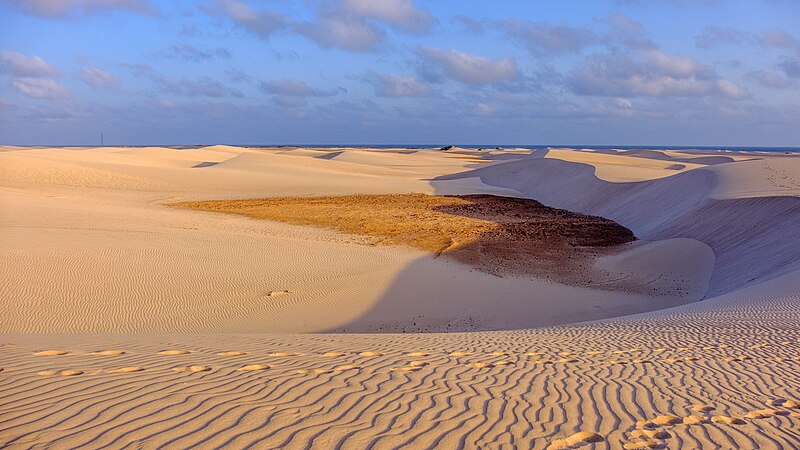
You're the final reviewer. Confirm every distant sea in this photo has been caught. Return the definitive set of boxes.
[247,144,800,153]
[63,144,800,153]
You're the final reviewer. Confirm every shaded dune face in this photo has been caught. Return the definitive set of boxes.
[439,155,800,296]
[172,193,636,285]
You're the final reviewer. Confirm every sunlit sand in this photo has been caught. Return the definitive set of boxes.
[1,145,799,449]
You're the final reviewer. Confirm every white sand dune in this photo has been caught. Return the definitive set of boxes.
[1,145,798,449]
[442,149,800,296]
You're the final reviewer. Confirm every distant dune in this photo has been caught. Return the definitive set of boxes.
[1,145,798,449]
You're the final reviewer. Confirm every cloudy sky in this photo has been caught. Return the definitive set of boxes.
[1,0,799,146]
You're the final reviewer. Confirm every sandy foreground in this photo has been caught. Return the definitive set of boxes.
[1,145,799,449]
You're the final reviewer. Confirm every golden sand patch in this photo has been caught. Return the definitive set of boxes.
[38,369,82,376]
[172,365,211,373]
[34,350,69,356]
[93,350,126,356]
[711,415,745,425]
[237,364,270,371]
[172,194,635,282]
[547,431,604,449]
[109,367,144,373]
[683,415,710,425]
[159,350,190,355]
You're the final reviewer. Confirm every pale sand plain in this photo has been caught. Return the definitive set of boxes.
[0,145,799,449]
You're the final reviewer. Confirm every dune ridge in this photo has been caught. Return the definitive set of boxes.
[440,149,800,296]
[1,145,798,448]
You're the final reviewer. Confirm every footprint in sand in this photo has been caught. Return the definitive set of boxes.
[722,356,751,362]
[638,415,680,428]
[491,351,509,356]
[556,358,578,363]
[466,362,494,368]
[711,415,745,425]
[780,399,800,409]
[34,350,69,356]
[109,367,144,373]
[405,352,429,357]
[172,365,211,373]
[38,369,82,376]
[296,368,332,375]
[408,361,428,367]
[358,352,383,357]
[745,408,789,419]
[610,360,628,365]
[237,364,270,371]
[613,348,641,355]
[547,431,603,450]
[630,429,670,440]
[449,351,472,357]
[159,350,191,355]
[322,352,346,357]
[334,365,360,371]
[271,352,300,357]
[494,361,514,366]
[623,439,665,450]
[391,366,423,372]
[263,290,291,298]
[93,350,126,356]
[683,415,710,425]
[691,404,715,413]
[217,351,247,357]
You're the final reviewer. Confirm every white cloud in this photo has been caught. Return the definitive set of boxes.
[260,79,335,97]
[757,71,791,89]
[80,67,119,89]
[643,50,712,79]
[420,48,520,84]
[569,50,750,100]
[0,51,57,77]
[12,77,69,99]
[716,79,750,100]
[371,73,433,97]
[213,0,286,38]
[10,0,157,18]
[295,14,385,52]
[341,0,434,34]
[156,76,243,98]
[502,20,597,55]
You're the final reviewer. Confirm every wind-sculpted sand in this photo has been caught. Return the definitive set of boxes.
[1,145,799,448]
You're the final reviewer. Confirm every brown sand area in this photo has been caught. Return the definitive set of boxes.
[172,193,636,282]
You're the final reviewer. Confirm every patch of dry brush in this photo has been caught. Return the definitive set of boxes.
[172,193,635,282]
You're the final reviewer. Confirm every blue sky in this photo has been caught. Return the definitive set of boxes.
[1,0,799,146]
